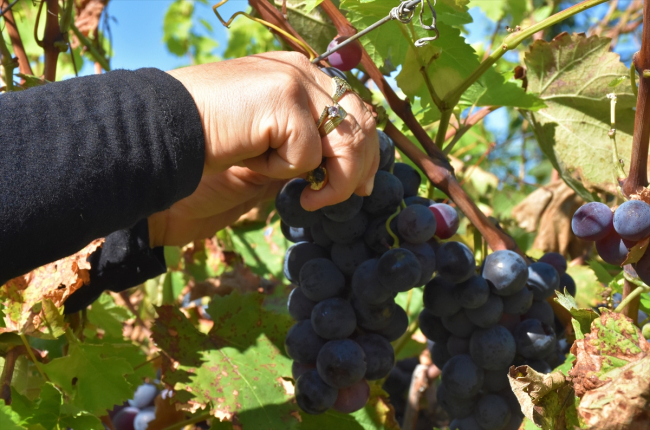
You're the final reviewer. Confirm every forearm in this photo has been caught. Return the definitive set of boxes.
[0,68,205,284]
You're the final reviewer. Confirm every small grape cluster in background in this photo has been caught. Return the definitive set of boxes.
[109,383,159,430]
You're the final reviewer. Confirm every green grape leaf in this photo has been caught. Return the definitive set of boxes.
[58,403,103,430]
[85,293,132,340]
[0,401,24,430]
[523,33,635,200]
[566,264,604,309]
[224,17,281,59]
[229,221,288,279]
[163,0,195,57]
[270,0,337,55]
[43,342,135,416]
[553,291,599,340]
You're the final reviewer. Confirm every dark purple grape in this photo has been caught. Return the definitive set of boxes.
[522,299,554,327]
[572,202,613,241]
[527,262,560,300]
[501,286,533,315]
[311,298,356,340]
[113,407,139,430]
[613,200,650,241]
[503,415,525,430]
[442,310,478,338]
[288,287,317,321]
[482,368,510,392]
[352,297,395,331]
[401,242,436,286]
[310,218,333,248]
[296,369,338,414]
[351,259,393,305]
[377,130,395,171]
[317,339,367,388]
[520,359,552,374]
[330,240,372,277]
[397,205,437,244]
[275,179,320,228]
[453,276,490,309]
[441,354,484,399]
[419,309,450,343]
[292,361,316,380]
[423,276,461,317]
[362,171,404,215]
[428,339,451,369]
[436,242,475,284]
[285,320,327,364]
[538,252,567,277]
[449,416,482,430]
[447,335,470,356]
[363,214,396,254]
[596,229,629,266]
[333,379,370,413]
[319,66,347,81]
[355,334,395,380]
[482,250,528,296]
[514,319,556,359]
[134,407,156,430]
[281,221,313,243]
[469,325,516,370]
[473,394,511,430]
[429,203,460,239]
[322,211,368,244]
[322,194,363,222]
[405,196,434,207]
[438,383,476,419]
[392,163,421,198]
[129,383,158,409]
[284,242,329,284]
[464,294,503,328]
[299,258,346,301]
[327,36,362,72]
[558,273,576,296]
[377,248,421,292]
[371,304,408,342]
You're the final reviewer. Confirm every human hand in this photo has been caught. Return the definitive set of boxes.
[166,51,379,211]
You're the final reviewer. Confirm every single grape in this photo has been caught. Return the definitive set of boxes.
[538,252,567,277]
[453,276,490,309]
[362,171,404,215]
[134,407,156,430]
[642,323,650,339]
[401,242,436,286]
[351,259,393,305]
[520,359,552,374]
[441,354,484,399]
[428,339,451,369]
[442,310,478,338]
[449,416,482,430]
[397,205,437,244]
[572,201,613,241]
[429,203,460,239]
[464,294,503,328]
[285,320,327,364]
[371,304,408,342]
[482,368,510,392]
[501,286,533,315]
[473,394,511,430]
[527,262,560,300]
[288,287,317,321]
[311,298,357,340]
[522,299,554,327]
[284,242,329,284]
[333,379,370,413]
[377,247,422,292]
[405,196,435,207]
[469,325,516,370]
[498,313,521,333]
[423,276,461,317]
[327,36,362,72]
[514,319,557,359]
[613,200,650,241]
[392,163,421,197]
[634,248,650,285]
[558,273,576,296]
[129,383,158,409]
[447,335,470,356]
[330,240,372,277]
[299,258,346,301]
[436,241,475,284]
[437,383,476,419]
[295,369,338,414]
[317,339,367,388]
[322,211,369,244]
[377,130,395,171]
[363,214,397,254]
[503,415,525,430]
[281,221,313,243]
[355,334,395,380]
[482,250,528,296]
[322,193,363,222]
[596,229,629,266]
[310,218,333,249]
[352,297,396,331]
[113,407,139,430]
[292,361,316,381]
[419,309,451,343]
[275,179,320,228]
[319,66,347,81]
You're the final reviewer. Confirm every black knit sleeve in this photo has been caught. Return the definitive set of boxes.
[0,68,205,284]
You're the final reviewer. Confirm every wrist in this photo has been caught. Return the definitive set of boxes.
[147,211,168,248]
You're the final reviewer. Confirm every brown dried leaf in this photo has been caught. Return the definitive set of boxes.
[0,239,103,335]
[74,0,107,36]
[621,237,650,266]
[630,188,650,205]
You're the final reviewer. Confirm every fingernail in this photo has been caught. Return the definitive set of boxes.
[364,180,374,196]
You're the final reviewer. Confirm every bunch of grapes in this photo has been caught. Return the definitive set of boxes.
[279,130,462,414]
[572,200,650,283]
[110,383,160,430]
[420,249,572,429]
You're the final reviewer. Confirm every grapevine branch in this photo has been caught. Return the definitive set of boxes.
[42,0,62,82]
[619,0,650,321]
[1,0,34,78]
